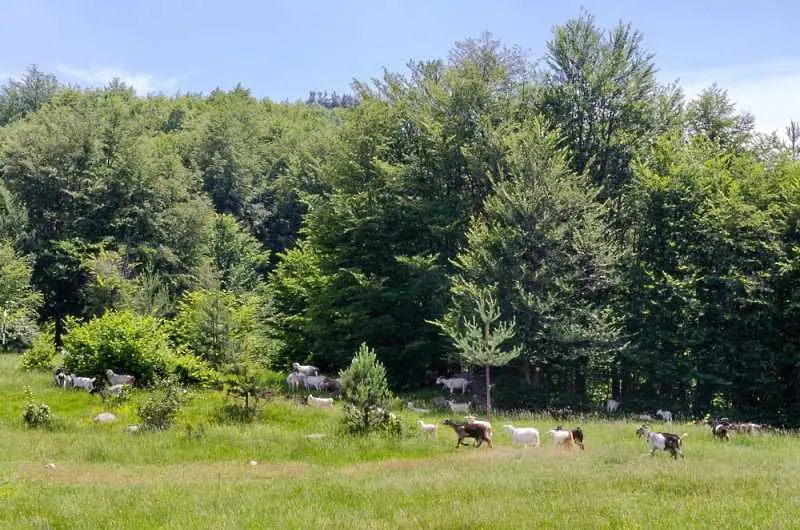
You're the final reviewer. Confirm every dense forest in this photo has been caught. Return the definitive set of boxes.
[2,12,800,425]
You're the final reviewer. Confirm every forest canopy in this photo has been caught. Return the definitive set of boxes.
[2,11,800,426]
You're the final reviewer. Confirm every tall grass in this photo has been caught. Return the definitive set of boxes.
[1,354,799,529]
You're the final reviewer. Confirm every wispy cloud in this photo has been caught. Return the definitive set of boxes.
[663,58,800,135]
[57,66,180,96]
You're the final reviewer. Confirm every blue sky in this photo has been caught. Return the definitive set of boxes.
[1,0,799,133]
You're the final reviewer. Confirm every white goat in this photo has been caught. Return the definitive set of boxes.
[105,369,135,386]
[504,424,540,448]
[407,402,430,414]
[69,375,96,392]
[292,362,319,376]
[436,376,470,394]
[303,375,326,391]
[307,394,334,408]
[99,383,130,400]
[606,399,620,413]
[656,409,673,423]
[286,372,306,390]
[417,420,438,438]
[446,400,470,414]
[636,413,653,422]
[465,415,493,438]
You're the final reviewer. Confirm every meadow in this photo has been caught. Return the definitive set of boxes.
[1,354,799,529]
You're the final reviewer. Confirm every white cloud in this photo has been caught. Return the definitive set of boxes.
[57,66,179,96]
[662,58,800,135]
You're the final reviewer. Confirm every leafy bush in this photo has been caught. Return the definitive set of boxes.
[62,310,173,385]
[136,379,186,431]
[169,349,221,389]
[20,331,57,371]
[22,386,52,428]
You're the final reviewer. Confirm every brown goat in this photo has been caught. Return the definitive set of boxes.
[443,419,492,448]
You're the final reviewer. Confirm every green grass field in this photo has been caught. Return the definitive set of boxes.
[1,354,798,529]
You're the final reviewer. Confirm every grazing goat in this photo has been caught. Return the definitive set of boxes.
[504,424,540,448]
[436,376,470,394]
[292,362,319,376]
[93,383,131,401]
[286,372,306,391]
[321,377,343,395]
[53,367,69,388]
[636,413,653,422]
[303,375,326,391]
[547,428,575,449]
[69,375,96,392]
[465,415,493,438]
[733,422,764,435]
[656,409,673,423]
[707,419,731,441]
[556,425,585,450]
[105,369,135,386]
[446,400,470,414]
[606,399,620,413]
[407,402,430,414]
[636,425,684,459]
[443,419,492,448]
[307,394,334,408]
[417,420,438,438]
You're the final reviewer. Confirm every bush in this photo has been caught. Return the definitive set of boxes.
[22,387,52,428]
[137,379,186,431]
[169,350,221,389]
[62,310,173,385]
[20,331,57,371]
[339,343,396,435]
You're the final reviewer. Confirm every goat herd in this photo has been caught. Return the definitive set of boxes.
[52,366,134,399]
[46,362,777,460]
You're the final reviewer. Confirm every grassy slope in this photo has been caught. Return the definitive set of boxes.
[1,354,798,529]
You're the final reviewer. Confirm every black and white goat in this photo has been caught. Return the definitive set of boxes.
[635,424,684,459]
[707,418,731,441]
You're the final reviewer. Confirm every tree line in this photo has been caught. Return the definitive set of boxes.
[2,11,799,425]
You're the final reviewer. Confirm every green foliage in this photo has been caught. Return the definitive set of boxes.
[83,248,133,317]
[339,343,395,435]
[540,9,660,198]
[62,310,173,385]
[136,379,186,431]
[220,364,265,422]
[0,184,29,248]
[0,241,42,352]
[20,330,57,371]
[437,284,522,368]
[168,351,221,388]
[207,213,270,294]
[171,287,273,369]
[0,65,59,125]
[21,386,52,428]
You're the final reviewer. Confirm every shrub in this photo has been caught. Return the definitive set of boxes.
[62,310,173,385]
[22,386,52,428]
[20,331,57,371]
[339,342,397,435]
[218,364,265,423]
[137,379,186,431]
[169,350,221,389]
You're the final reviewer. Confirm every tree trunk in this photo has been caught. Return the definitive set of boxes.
[574,358,587,404]
[485,364,492,422]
